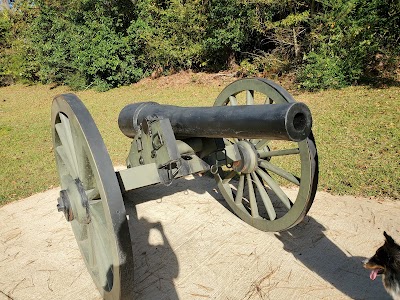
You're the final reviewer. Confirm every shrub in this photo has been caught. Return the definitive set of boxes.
[25,0,144,90]
[1,0,399,90]
[298,51,347,91]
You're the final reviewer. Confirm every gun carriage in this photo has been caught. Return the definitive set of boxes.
[51,78,318,299]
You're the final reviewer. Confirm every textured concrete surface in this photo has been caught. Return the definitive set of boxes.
[0,174,398,300]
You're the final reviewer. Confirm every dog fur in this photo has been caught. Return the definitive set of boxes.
[363,231,400,300]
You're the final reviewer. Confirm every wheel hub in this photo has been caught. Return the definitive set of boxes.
[232,141,259,174]
[57,189,74,221]
[57,176,91,224]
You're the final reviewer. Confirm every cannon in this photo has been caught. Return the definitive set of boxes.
[51,78,318,299]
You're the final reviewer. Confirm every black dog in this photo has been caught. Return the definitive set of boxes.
[364,232,400,300]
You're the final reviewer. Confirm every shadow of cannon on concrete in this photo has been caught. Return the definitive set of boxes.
[121,174,226,300]
[120,174,392,299]
[124,198,180,300]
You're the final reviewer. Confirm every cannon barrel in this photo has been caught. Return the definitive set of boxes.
[118,102,312,142]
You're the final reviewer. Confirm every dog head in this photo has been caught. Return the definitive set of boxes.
[363,231,400,280]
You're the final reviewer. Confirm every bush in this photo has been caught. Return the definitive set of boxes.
[298,51,347,91]
[1,0,398,91]
[298,0,400,89]
[24,0,144,91]
[201,0,252,69]
[0,10,11,86]
[0,6,38,85]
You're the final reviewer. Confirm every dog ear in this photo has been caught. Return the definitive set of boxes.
[384,231,395,245]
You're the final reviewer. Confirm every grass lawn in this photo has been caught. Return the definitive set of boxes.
[0,74,399,205]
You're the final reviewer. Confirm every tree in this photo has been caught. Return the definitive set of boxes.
[299,0,400,90]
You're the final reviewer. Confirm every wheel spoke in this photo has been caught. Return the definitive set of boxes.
[215,174,234,202]
[246,90,254,105]
[89,201,113,290]
[259,160,300,186]
[68,119,94,189]
[224,139,233,146]
[255,139,269,150]
[55,124,78,178]
[71,219,88,241]
[251,172,276,220]
[246,174,259,218]
[229,96,237,106]
[256,169,292,209]
[258,148,300,158]
[90,201,107,230]
[235,175,245,205]
[265,96,273,104]
[86,227,97,271]
[86,188,100,201]
[58,114,79,177]
[88,224,111,289]
[222,170,237,184]
[55,146,77,178]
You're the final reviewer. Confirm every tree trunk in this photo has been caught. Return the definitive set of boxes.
[293,28,300,58]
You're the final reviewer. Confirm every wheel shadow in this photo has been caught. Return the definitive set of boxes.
[123,198,180,300]
[120,174,228,300]
[274,216,390,299]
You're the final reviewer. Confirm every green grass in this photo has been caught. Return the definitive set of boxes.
[0,80,399,205]
[297,87,399,199]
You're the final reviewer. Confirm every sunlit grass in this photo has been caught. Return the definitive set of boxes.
[296,87,399,199]
[0,79,398,205]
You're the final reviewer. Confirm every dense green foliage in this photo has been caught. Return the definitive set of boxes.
[0,0,399,90]
[298,0,400,89]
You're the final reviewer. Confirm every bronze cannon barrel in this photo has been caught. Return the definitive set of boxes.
[118,102,312,142]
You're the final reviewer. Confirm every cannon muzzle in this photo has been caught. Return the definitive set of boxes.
[118,102,312,142]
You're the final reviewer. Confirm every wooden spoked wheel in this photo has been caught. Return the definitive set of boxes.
[214,78,318,232]
[51,94,134,299]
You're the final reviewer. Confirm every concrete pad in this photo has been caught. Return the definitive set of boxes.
[0,174,398,299]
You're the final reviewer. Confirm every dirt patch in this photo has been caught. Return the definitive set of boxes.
[135,70,299,94]
[135,70,238,89]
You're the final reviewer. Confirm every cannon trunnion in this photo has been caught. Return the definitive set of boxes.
[51,78,318,299]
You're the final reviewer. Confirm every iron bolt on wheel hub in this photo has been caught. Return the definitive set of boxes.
[57,189,74,221]
[58,177,91,224]
[232,141,259,174]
